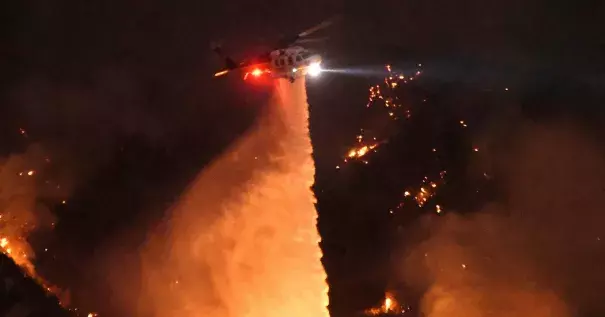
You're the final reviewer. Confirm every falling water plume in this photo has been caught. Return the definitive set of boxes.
[139,77,330,317]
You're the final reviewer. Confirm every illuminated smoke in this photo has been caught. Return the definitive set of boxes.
[398,122,605,317]
[139,78,329,317]
[0,144,67,297]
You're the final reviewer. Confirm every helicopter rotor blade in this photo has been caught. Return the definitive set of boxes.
[298,16,340,38]
[293,37,329,44]
[275,15,342,48]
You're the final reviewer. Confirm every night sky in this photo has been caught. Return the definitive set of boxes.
[3,0,605,316]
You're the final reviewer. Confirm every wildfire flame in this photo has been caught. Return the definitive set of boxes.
[346,143,379,161]
[0,133,74,310]
[342,65,422,165]
[364,292,407,315]
[0,232,68,306]
[339,64,483,217]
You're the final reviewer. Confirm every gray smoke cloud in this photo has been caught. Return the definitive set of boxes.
[397,121,605,316]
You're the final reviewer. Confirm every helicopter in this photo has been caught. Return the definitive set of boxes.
[212,17,338,83]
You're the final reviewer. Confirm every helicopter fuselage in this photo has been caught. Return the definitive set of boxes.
[268,46,322,82]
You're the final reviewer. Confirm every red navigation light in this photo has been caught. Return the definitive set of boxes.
[251,68,263,77]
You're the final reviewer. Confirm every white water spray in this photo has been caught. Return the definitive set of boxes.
[139,78,329,317]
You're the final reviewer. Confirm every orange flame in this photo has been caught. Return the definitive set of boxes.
[364,292,406,315]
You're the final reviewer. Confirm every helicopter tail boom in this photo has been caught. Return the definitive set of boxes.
[211,43,238,70]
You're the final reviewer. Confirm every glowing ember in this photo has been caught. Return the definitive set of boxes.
[394,172,447,210]
[342,64,422,165]
[346,144,379,160]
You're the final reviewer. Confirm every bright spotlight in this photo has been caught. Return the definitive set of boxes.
[307,62,322,77]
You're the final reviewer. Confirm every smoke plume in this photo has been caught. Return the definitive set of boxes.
[398,121,605,316]
[138,78,329,317]
[0,144,67,288]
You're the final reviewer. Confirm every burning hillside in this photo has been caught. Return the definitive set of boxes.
[0,252,73,317]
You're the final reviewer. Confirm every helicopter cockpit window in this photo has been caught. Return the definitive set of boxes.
[287,56,294,65]
[295,55,303,62]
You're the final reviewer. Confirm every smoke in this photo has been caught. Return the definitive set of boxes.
[138,78,329,317]
[0,144,67,287]
[5,57,257,313]
[398,121,605,316]
[2,71,163,301]
[10,72,166,167]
